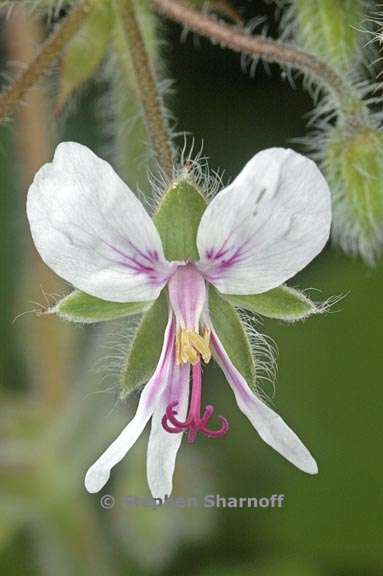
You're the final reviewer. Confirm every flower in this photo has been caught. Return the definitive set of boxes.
[27,142,331,498]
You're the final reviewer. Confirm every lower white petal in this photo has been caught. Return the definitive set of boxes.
[147,362,190,500]
[211,330,318,475]
[27,142,175,302]
[84,315,175,493]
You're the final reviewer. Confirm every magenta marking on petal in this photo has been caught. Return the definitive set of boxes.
[203,224,266,281]
[148,249,160,262]
[161,361,229,442]
[100,240,170,285]
[124,239,159,265]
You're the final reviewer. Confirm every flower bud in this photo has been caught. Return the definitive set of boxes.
[285,0,366,71]
[324,124,383,264]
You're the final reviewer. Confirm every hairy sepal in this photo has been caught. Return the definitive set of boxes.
[52,290,151,323]
[208,287,256,391]
[324,124,383,265]
[120,291,168,398]
[286,0,366,71]
[153,179,207,261]
[223,285,318,322]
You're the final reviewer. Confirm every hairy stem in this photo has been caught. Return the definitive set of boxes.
[0,0,96,121]
[151,0,364,120]
[116,0,174,176]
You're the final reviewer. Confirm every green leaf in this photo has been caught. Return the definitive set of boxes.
[52,291,151,323]
[153,179,207,261]
[120,291,168,397]
[55,1,112,115]
[209,287,256,389]
[223,285,318,322]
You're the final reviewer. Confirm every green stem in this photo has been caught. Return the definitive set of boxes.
[116,0,174,176]
[0,0,96,121]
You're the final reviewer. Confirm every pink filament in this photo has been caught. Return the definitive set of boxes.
[161,361,229,443]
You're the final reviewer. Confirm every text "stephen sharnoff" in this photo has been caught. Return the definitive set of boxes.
[100,494,286,510]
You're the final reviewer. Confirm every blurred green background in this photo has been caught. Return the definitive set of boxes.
[1,3,383,576]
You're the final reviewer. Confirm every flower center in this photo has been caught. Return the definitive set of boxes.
[162,361,229,443]
[176,328,211,365]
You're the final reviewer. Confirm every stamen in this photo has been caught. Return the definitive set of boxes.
[162,360,229,442]
[176,329,212,365]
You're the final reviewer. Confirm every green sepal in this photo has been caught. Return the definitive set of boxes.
[55,1,112,114]
[120,291,168,398]
[52,290,151,323]
[153,179,207,261]
[223,285,318,322]
[208,287,256,390]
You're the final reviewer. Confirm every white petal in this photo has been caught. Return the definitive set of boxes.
[147,362,190,500]
[211,330,318,474]
[84,315,175,493]
[197,148,331,295]
[27,142,175,302]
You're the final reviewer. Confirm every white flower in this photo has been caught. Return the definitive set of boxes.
[27,142,331,499]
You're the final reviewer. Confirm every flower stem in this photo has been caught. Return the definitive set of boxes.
[0,0,96,121]
[116,0,174,177]
[151,0,364,121]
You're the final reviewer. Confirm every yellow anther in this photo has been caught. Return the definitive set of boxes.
[176,329,211,365]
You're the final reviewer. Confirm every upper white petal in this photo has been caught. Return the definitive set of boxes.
[84,314,175,493]
[27,142,175,302]
[197,148,331,295]
[211,329,318,475]
[147,361,190,500]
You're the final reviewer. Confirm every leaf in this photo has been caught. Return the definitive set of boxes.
[153,179,207,261]
[55,1,112,116]
[52,291,151,323]
[208,287,256,389]
[120,291,168,397]
[223,285,318,322]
